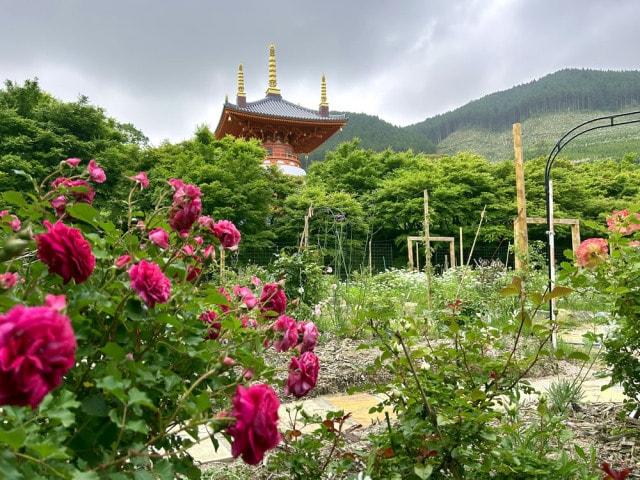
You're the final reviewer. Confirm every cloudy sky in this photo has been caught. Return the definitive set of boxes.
[1,0,639,144]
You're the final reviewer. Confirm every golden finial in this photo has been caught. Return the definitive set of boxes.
[320,74,328,107]
[237,64,246,97]
[266,43,281,95]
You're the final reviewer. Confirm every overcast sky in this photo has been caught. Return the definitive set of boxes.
[1,0,639,144]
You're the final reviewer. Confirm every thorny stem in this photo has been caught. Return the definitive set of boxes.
[15,452,67,479]
[318,414,348,477]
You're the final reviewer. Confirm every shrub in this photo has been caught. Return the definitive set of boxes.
[0,158,321,477]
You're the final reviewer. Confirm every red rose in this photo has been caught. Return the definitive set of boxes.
[227,384,281,465]
[199,310,221,340]
[298,321,319,352]
[285,351,320,398]
[186,265,201,282]
[36,221,96,284]
[51,178,95,204]
[601,462,632,480]
[212,220,241,250]
[272,315,298,352]
[168,179,202,236]
[0,304,76,409]
[128,260,171,307]
[259,283,287,315]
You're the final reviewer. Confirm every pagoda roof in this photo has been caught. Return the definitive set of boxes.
[224,94,346,122]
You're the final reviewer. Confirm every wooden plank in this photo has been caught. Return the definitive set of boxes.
[526,216,579,225]
[408,236,455,242]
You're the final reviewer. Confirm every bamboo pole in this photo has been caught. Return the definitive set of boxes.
[424,190,432,309]
[513,123,528,270]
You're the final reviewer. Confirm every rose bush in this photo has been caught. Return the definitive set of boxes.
[0,158,321,478]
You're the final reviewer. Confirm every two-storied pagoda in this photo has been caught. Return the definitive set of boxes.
[214,45,347,176]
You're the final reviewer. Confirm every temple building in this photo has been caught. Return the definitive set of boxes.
[214,45,347,176]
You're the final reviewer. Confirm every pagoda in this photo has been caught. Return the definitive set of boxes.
[214,44,347,176]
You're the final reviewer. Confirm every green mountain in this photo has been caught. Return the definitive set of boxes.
[305,112,436,165]
[310,69,640,163]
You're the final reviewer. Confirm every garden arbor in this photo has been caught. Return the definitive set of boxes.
[544,110,640,341]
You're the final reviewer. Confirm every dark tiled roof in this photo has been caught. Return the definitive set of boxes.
[226,95,346,122]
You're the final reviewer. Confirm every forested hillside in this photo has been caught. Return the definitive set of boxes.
[305,112,436,164]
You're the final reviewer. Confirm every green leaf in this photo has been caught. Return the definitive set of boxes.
[125,298,146,321]
[0,428,26,449]
[2,191,27,208]
[574,444,586,459]
[81,395,109,417]
[72,472,100,480]
[28,441,69,460]
[101,342,126,360]
[544,285,573,302]
[414,464,433,479]
[67,203,99,226]
[127,388,155,408]
[125,420,149,434]
[568,351,590,362]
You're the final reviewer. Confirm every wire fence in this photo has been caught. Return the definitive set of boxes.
[227,236,573,274]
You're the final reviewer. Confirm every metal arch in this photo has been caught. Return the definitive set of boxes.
[544,110,640,334]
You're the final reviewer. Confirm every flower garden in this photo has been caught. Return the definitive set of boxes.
[1,155,640,480]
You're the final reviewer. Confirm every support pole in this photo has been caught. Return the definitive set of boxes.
[424,190,432,309]
[449,240,456,268]
[407,237,414,270]
[547,180,558,350]
[415,242,420,271]
[571,223,581,263]
[459,227,464,268]
[368,238,373,274]
[513,123,529,271]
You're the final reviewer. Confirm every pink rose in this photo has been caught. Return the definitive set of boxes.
[194,236,204,246]
[115,254,132,269]
[199,310,221,340]
[272,315,298,352]
[203,244,215,260]
[212,220,241,250]
[251,275,262,287]
[87,159,106,183]
[51,178,95,204]
[168,180,202,236]
[44,294,66,311]
[186,265,201,282]
[128,260,171,307]
[607,209,640,236]
[51,196,67,217]
[576,238,609,269]
[64,157,82,168]
[241,315,257,328]
[197,215,214,229]
[0,304,76,408]
[227,384,281,465]
[285,352,320,398]
[129,171,149,188]
[0,272,18,290]
[298,321,319,352]
[259,283,287,315]
[233,285,257,309]
[148,227,170,249]
[182,244,195,256]
[1,211,21,232]
[36,221,96,284]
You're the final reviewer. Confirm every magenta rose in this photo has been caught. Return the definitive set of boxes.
[186,265,201,282]
[87,159,106,183]
[149,227,170,249]
[199,310,221,340]
[64,157,82,168]
[272,315,299,352]
[128,260,171,307]
[0,303,76,409]
[129,171,149,188]
[227,384,281,465]
[233,285,257,309]
[168,179,202,236]
[36,221,96,284]
[51,178,95,204]
[0,272,18,289]
[213,220,241,250]
[298,321,319,352]
[51,195,67,217]
[114,254,132,269]
[259,283,287,315]
[285,351,320,398]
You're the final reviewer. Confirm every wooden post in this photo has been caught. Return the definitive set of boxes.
[449,240,456,268]
[459,227,464,268]
[423,190,432,308]
[368,238,373,274]
[415,242,420,271]
[571,224,581,261]
[513,123,528,270]
[444,255,449,271]
[407,237,414,270]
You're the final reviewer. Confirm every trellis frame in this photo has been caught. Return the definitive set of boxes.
[407,235,456,270]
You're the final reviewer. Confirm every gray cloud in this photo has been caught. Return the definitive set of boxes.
[1,0,639,143]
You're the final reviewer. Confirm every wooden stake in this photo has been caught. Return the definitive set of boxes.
[571,223,581,263]
[449,240,456,268]
[513,123,529,270]
[415,241,420,271]
[424,190,432,308]
[407,237,414,270]
[459,227,464,268]
[368,238,373,274]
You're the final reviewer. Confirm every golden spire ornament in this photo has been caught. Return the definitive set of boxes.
[320,74,328,107]
[266,44,281,95]
[237,64,246,98]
